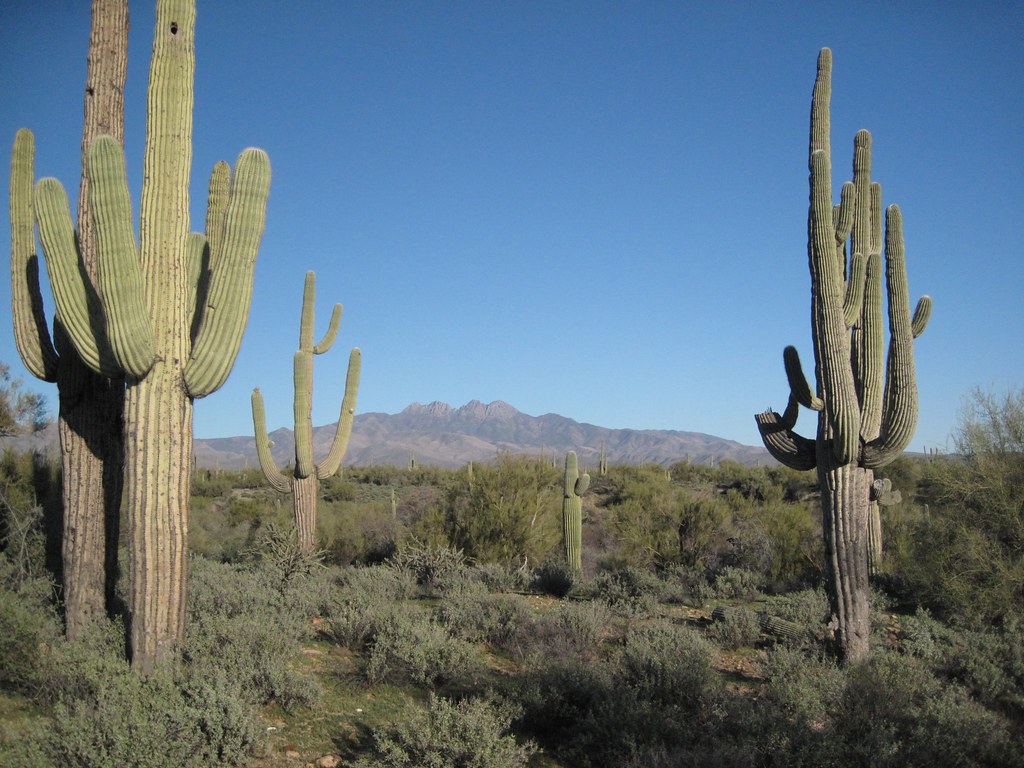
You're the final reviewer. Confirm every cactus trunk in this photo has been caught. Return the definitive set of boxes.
[8,0,129,639]
[561,451,589,575]
[293,473,319,554]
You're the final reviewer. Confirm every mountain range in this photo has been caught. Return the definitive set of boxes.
[2,400,772,470]
[191,400,771,470]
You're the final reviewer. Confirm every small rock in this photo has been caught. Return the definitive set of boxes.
[316,756,342,768]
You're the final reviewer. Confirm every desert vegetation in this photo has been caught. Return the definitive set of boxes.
[4,0,1021,765]
[1,402,1022,765]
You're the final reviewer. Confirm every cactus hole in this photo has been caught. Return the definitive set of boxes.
[170,22,178,35]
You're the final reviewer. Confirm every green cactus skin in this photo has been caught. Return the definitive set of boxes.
[562,450,590,574]
[867,478,901,575]
[251,272,361,554]
[9,0,129,641]
[31,0,270,674]
[754,49,931,663]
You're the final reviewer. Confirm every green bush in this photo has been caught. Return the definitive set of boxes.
[512,599,610,661]
[434,581,532,646]
[362,609,481,688]
[530,559,576,597]
[588,566,661,617]
[355,694,536,768]
[708,606,762,650]
[182,556,320,710]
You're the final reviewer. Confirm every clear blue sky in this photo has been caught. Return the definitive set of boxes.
[2,1,1022,451]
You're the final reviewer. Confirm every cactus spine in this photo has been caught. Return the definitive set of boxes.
[562,450,589,574]
[754,49,930,663]
[9,0,129,640]
[31,0,271,674]
[251,272,361,554]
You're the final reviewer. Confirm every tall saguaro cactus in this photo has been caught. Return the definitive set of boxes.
[755,49,931,663]
[561,450,589,574]
[9,0,128,639]
[251,272,361,554]
[31,0,271,674]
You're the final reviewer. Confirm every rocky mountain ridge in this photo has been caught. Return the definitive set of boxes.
[192,399,771,470]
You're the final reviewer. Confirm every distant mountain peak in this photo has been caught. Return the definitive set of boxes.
[402,401,455,417]
[458,399,519,420]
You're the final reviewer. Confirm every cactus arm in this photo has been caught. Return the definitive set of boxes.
[10,129,59,382]
[755,409,817,471]
[911,296,931,338]
[186,232,208,337]
[293,350,314,478]
[783,346,823,411]
[842,251,867,328]
[86,136,155,379]
[297,271,342,355]
[250,388,290,493]
[316,347,361,478]
[809,150,860,465]
[575,472,590,495]
[863,205,923,468]
[34,177,124,378]
[203,160,229,267]
[184,148,270,397]
[314,304,342,355]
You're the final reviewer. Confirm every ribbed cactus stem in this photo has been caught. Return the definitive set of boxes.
[251,271,360,554]
[562,450,589,575]
[9,130,59,382]
[753,48,932,664]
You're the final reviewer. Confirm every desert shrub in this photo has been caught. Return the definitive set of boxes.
[514,657,622,764]
[530,559,576,597]
[708,606,762,650]
[761,587,829,645]
[0,556,61,695]
[618,620,721,713]
[46,668,261,768]
[355,694,536,768]
[428,454,561,567]
[588,565,661,617]
[320,500,399,565]
[364,609,481,688]
[829,650,1022,767]
[182,556,320,710]
[887,389,1024,627]
[389,539,467,594]
[749,647,844,764]
[511,599,611,661]
[434,581,532,646]
[516,621,725,766]
[10,614,263,768]
[708,565,764,600]
[323,565,418,650]
[466,561,525,592]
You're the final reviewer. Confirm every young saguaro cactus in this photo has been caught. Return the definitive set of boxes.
[562,450,590,574]
[30,0,271,675]
[754,49,930,664]
[9,1,129,641]
[251,271,361,554]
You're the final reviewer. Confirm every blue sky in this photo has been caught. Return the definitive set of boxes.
[2,1,1022,451]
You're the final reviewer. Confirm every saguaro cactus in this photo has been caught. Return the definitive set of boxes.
[31,0,271,674]
[251,271,361,554]
[561,450,589,574]
[754,48,930,663]
[9,0,128,639]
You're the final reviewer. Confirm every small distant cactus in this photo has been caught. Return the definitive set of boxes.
[251,271,360,554]
[562,450,590,574]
